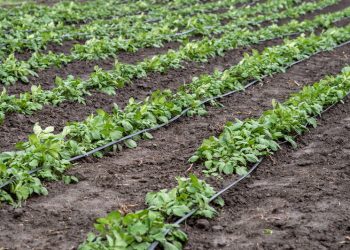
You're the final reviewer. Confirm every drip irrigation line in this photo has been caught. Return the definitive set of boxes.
[1,37,350,191]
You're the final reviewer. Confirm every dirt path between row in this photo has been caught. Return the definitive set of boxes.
[0,36,349,250]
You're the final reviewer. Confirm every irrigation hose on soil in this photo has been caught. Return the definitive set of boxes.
[1,38,350,192]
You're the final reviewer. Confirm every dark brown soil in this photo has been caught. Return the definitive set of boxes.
[15,39,86,61]
[12,0,251,59]
[1,2,350,250]
[2,12,349,152]
[304,0,350,19]
[0,35,349,250]
[9,8,235,90]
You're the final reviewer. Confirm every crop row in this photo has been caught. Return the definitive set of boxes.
[0,0,320,85]
[1,24,350,205]
[0,0,251,56]
[79,66,350,249]
[0,6,348,124]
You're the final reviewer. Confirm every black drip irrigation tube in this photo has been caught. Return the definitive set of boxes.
[0,37,350,191]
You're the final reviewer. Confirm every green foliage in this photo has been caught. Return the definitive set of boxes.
[0,54,37,85]
[2,1,350,247]
[0,123,73,205]
[0,0,222,55]
[146,174,224,218]
[79,210,187,250]
[80,173,224,249]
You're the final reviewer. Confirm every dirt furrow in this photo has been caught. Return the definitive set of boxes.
[275,0,350,25]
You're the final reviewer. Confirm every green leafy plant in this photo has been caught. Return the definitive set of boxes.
[80,173,224,249]
[146,174,224,218]
[0,123,72,204]
[79,209,187,250]
[79,66,350,249]
[0,54,38,85]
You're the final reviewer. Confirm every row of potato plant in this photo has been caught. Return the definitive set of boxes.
[0,0,167,54]
[1,25,350,204]
[0,0,339,89]
[0,6,348,124]
[0,0,202,33]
